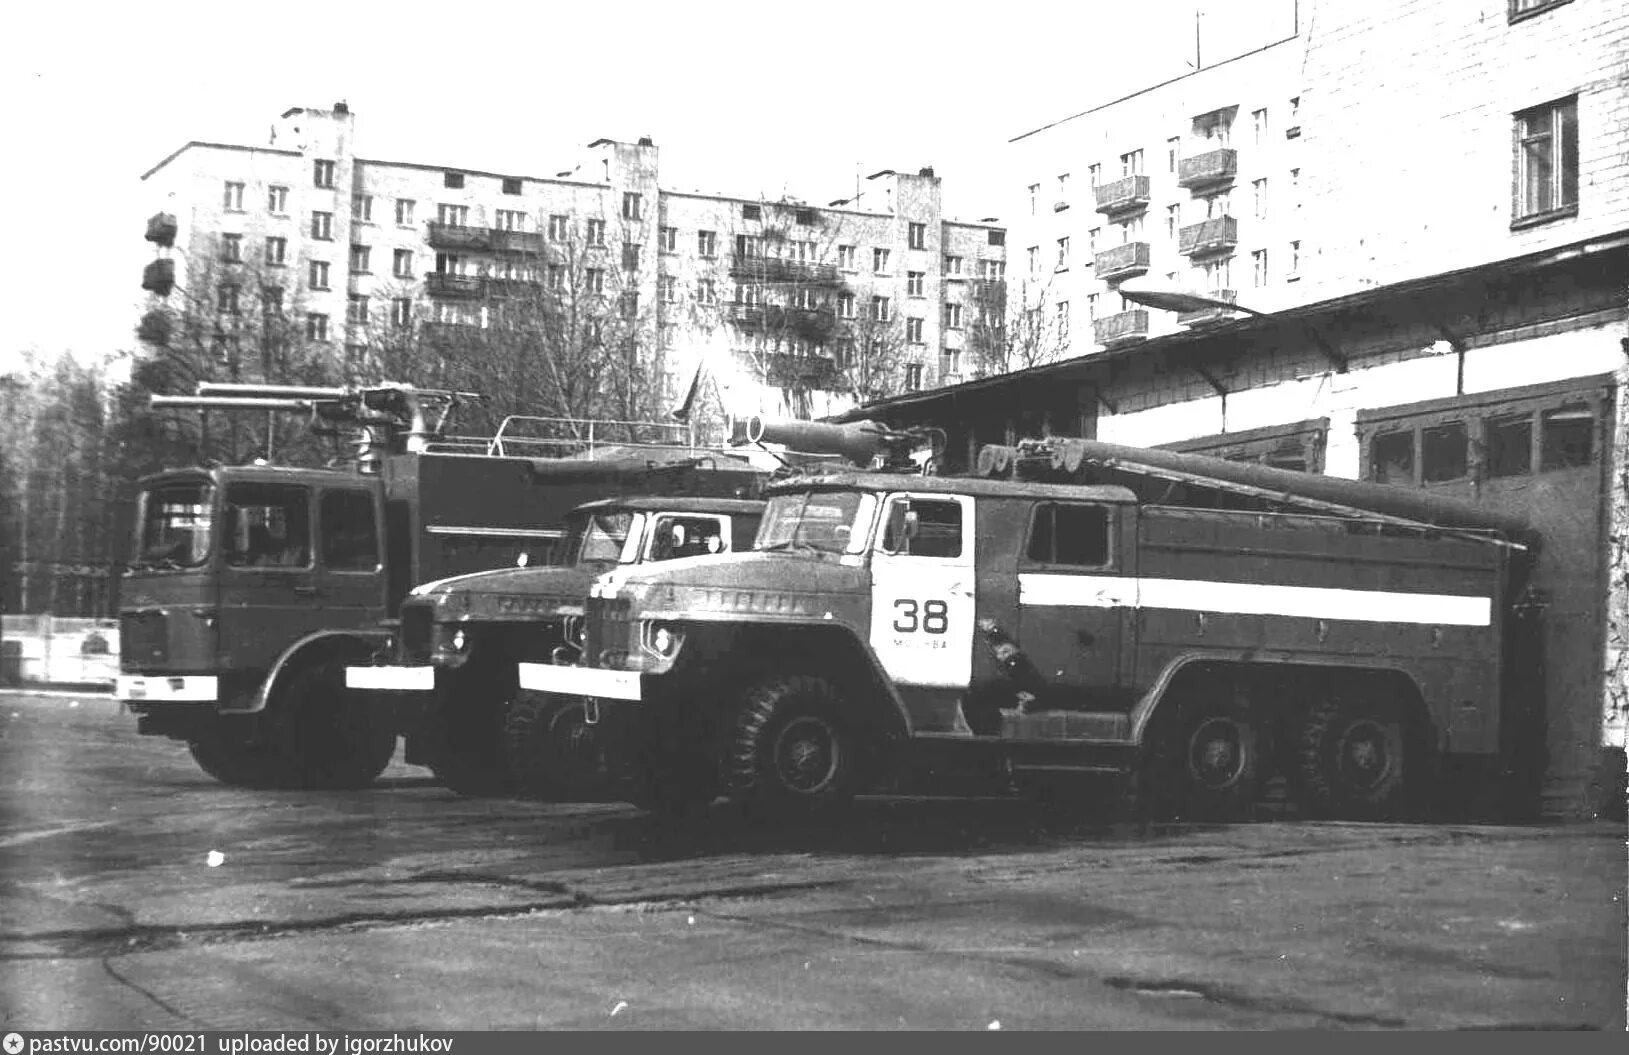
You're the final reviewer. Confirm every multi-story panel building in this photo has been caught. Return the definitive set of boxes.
[138,105,1006,420]
[851,0,1629,818]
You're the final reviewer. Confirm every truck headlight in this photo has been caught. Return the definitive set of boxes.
[641,621,684,659]
[451,629,467,652]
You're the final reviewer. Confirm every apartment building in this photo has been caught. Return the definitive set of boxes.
[137,105,1006,420]
[849,0,1629,817]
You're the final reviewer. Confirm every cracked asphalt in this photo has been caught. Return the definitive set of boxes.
[1,689,1624,1030]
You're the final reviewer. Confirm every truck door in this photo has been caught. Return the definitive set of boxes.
[869,493,977,732]
[218,481,321,674]
[1015,501,1133,709]
[315,486,388,630]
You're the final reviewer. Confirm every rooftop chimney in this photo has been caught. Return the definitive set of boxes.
[334,101,350,115]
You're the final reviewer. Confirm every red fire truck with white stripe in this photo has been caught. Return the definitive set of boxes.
[518,418,1539,821]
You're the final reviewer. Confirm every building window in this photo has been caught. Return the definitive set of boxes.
[838,244,856,270]
[697,229,717,257]
[307,313,329,341]
[1087,163,1100,188]
[549,214,569,240]
[443,172,465,189]
[978,259,1003,282]
[347,294,369,324]
[1288,239,1301,279]
[906,317,924,343]
[586,268,605,294]
[350,244,371,273]
[905,363,923,391]
[1252,248,1269,287]
[1253,108,1269,145]
[1202,189,1231,219]
[944,254,963,276]
[313,160,335,189]
[987,230,1004,246]
[659,226,677,252]
[311,211,333,240]
[908,222,927,250]
[1026,245,1038,277]
[547,265,565,290]
[873,248,890,274]
[502,177,523,195]
[1057,173,1071,206]
[1056,301,1069,340]
[1087,292,1099,320]
[742,203,761,221]
[309,260,330,290]
[434,252,465,276]
[793,288,819,311]
[1028,183,1039,215]
[437,203,468,226]
[623,242,641,270]
[353,195,372,223]
[217,284,240,314]
[735,283,761,306]
[1088,228,1100,254]
[265,236,287,267]
[907,271,925,297]
[660,275,677,304]
[697,278,717,305]
[1514,96,1578,223]
[223,181,244,211]
[838,292,856,320]
[269,186,289,214]
[1055,237,1070,270]
[393,249,413,278]
[872,296,892,322]
[1167,137,1180,173]
[495,209,525,231]
[622,192,642,221]
[261,285,283,317]
[735,234,762,259]
[943,303,963,329]
[1198,256,1231,292]
[395,198,415,226]
[586,219,606,246]
[220,233,242,263]
[621,291,639,319]
[1166,204,1181,239]
[1195,108,1233,146]
[1253,178,1269,220]
[1120,149,1143,176]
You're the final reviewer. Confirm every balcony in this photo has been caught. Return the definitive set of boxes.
[490,229,545,254]
[424,272,483,298]
[1177,289,1238,326]
[486,275,542,297]
[1178,216,1239,256]
[145,213,177,247]
[1177,148,1237,189]
[1092,242,1151,282]
[141,258,175,296]
[426,222,492,250]
[727,303,765,328]
[1093,175,1151,215]
[758,351,840,389]
[421,320,486,345]
[728,254,842,287]
[1092,309,1150,346]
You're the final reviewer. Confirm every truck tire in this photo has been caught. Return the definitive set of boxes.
[724,674,858,818]
[1293,693,1414,820]
[503,694,609,801]
[279,659,397,790]
[188,724,288,789]
[428,672,512,797]
[1149,694,1262,821]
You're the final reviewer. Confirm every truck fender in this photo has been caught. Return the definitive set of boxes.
[232,628,396,714]
[1126,651,1429,746]
[724,620,914,741]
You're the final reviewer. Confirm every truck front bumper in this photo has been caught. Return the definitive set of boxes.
[116,674,218,702]
[516,662,643,701]
[345,664,434,691]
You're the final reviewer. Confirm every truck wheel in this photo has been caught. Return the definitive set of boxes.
[428,675,512,796]
[725,675,857,818]
[1293,694,1414,820]
[188,724,288,789]
[279,659,397,790]
[503,694,609,801]
[1152,696,1262,821]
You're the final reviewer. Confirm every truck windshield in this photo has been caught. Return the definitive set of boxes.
[564,511,635,566]
[756,491,874,554]
[133,481,215,569]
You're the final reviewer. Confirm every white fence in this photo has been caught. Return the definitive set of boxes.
[1,615,119,687]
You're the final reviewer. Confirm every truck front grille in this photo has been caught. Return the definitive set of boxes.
[398,603,434,665]
[583,595,631,666]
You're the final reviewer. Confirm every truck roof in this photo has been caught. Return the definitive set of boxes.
[572,496,766,516]
[764,471,1140,505]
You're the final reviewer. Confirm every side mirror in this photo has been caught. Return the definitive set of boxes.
[883,503,918,554]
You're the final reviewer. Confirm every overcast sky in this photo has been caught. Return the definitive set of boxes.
[0,0,1295,377]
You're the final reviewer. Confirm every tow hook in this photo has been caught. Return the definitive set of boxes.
[584,698,600,726]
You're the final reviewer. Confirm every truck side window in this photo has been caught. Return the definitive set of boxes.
[225,483,310,568]
[1028,503,1110,567]
[321,490,379,571]
[1485,415,1533,478]
[882,498,962,558]
[1369,431,1414,485]
[650,515,726,561]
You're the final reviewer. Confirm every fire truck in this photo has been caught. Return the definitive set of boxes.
[116,382,765,789]
[521,417,1539,821]
[344,493,765,797]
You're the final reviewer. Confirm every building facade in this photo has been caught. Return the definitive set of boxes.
[137,106,1006,423]
[851,0,1629,817]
